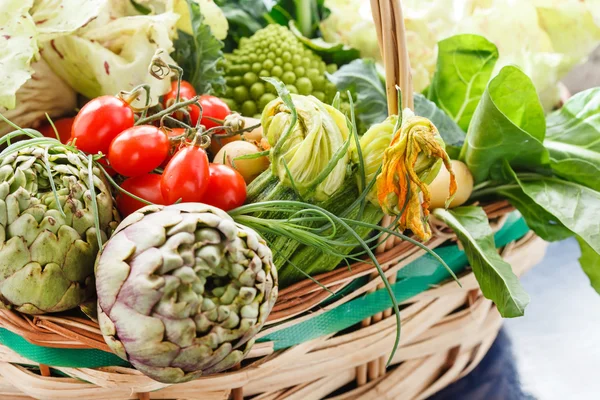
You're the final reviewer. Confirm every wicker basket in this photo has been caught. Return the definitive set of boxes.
[0,0,548,399]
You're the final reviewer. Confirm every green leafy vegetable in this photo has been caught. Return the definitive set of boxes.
[327,60,466,152]
[289,21,359,65]
[579,237,600,295]
[433,206,529,318]
[496,186,572,243]
[321,0,600,109]
[544,87,600,191]
[460,66,549,182]
[509,172,600,254]
[267,0,329,38]
[427,34,499,131]
[172,0,226,95]
[327,59,387,127]
[217,1,266,50]
[414,93,465,159]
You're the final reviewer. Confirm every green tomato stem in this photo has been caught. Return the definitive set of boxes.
[97,163,155,207]
[470,184,520,200]
[136,96,200,125]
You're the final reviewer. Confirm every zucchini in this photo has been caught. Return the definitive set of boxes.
[279,201,383,287]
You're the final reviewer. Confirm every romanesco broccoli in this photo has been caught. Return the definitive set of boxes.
[221,24,339,117]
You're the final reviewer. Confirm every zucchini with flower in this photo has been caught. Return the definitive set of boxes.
[376,109,456,241]
[242,79,456,285]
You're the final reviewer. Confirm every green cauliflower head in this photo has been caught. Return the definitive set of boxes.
[0,143,119,314]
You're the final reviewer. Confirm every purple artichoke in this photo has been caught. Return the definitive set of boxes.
[95,203,278,383]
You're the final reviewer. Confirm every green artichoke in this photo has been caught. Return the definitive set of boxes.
[0,144,118,314]
[96,203,278,384]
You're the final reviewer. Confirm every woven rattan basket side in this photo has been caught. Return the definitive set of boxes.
[0,231,546,399]
[0,1,548,399]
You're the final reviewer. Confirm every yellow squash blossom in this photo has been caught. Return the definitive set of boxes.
[376,112,456,241]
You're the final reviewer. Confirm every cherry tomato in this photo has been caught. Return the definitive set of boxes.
[163,81,197,104]
[71,96,134,155]
[201,164,246,211]
[198,95,230,129]
[161,146,210,204]
[38,117,74,144]
[163,81,201,126]
[108,125,170,177]
[116,174,165,217]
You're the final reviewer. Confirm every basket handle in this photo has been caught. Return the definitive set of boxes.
[370,0,414,113]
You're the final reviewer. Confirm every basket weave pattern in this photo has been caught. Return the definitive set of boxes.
[0,1,548,399]
[0,203,546,399]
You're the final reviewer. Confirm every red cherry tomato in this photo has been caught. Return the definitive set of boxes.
[163,81,197,104]
[161,146,210,204]
[201,164,246,211]
[163,81,200,126]
[38,117,74,144]
[108,125,170,177]
[198,95,230,129]
[116,174,165,217]
[71,96,134,155]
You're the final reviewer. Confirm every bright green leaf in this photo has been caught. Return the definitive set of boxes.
[326,59,387,127]
[497,186,573,242]
[414,93,465,159]
[289,21,360,65]
[544,87,600,192]
[461,66,549,182]
[433,206,529,318]
[578,236,600,295]
[427,34,498,131]
[510,171,600,254]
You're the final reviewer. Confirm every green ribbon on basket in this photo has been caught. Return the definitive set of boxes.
[0,212,530,368]
[258,212,530,350]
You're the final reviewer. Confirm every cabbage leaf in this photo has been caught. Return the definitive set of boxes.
[0,0,38,109]
[0,0,102,109]
[41,11,179,102]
